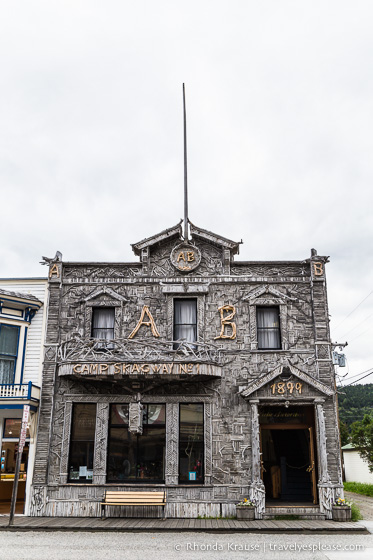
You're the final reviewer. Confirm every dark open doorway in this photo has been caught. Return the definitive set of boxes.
[260,405,317,504]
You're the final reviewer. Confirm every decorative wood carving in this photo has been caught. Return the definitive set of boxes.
[249,400,265,519]
[315,400,330,484]
[240,362,334,399]
[170,243,202,273]
[128,400,143,434]
[93,402,109,484]
[128,305,160,339]
[214,305,236,340]
[165,403,179,485]
[59,401,73,484]
[231,264,308,277]
[58,336,225,366]
[204,403,212,485]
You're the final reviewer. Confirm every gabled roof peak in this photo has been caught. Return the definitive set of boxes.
[131,220,241,257]
[131,221,183,256]
[189,222,241,254]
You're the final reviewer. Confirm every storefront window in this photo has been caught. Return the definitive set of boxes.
[68,404,96,483]
[3,419,30,439]
[0,442,29,481]
[179,403,204,483]
[107,404,166,483]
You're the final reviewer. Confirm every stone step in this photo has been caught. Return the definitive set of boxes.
[264,506,326,520]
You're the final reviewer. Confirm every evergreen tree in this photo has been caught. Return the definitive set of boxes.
[339,420,350,447]
[350,414,373,472]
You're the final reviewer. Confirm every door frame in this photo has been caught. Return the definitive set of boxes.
[260,424,318,504]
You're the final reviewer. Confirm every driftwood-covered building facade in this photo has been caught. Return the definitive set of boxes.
[30,221,344,519]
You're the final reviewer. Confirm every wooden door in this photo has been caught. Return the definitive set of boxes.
[308,427,317,504]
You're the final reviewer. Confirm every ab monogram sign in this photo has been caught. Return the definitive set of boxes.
[170,243,201,272]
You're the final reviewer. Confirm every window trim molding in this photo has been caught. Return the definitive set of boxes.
[248,299,288,351]
[178,402,205,485]
[60,398,212,487]
[66,402,97,484]
[90,307,116,340]
[0,322,21,384]
[84,302,122,340]
[166,295,205,344]
[106,403,166,484]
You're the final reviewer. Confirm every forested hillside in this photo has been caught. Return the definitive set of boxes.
[337,383,373,427]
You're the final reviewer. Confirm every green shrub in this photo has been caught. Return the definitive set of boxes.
[350,502,363,522]
[344,481,373,497]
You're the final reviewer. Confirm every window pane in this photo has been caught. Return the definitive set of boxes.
[107,427,133,481]
[110,404,129,425]
[107,404,166,483]
[179,403,204,483]
[147,404,166,425]
[91,308,115,340]
[174,299,197,348]
[0,442,29,481]
[257,307,281,349]
[68,404,96,482]
[0,358,16,384]
[0,325,19,356]
[3,419,30,439]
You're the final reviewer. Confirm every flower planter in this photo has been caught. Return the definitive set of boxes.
[332,506,351,522]
[236,506,255,520]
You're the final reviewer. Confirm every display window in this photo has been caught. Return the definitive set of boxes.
[179,403,204,483]
[0,442,29,482]
[3,419,30,439]
[107,403,166,483]
[68,404,97,483]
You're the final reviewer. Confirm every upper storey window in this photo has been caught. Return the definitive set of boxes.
[173,299,197,349]
[256,307,281,350]
[91,308,115,340]
[0,325,19,384]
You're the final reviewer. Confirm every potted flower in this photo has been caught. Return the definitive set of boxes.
[236,498,256,520]
[331,498,352,522]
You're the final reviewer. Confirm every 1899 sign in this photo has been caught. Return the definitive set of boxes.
[270,382,302,395]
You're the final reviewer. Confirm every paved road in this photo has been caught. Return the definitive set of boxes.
[0,530,372,560]
[346,492,373,521]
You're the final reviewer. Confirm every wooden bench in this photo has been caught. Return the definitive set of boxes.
[100,491,167,519]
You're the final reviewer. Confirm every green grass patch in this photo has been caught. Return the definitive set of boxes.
[344,481,373,497]
[350,502,363,522]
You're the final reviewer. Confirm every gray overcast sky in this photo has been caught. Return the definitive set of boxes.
[1,1,372,385]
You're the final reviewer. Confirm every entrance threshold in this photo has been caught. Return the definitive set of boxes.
[264,503,325,520]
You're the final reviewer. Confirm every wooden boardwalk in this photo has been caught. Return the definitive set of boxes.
[0,516,368,533]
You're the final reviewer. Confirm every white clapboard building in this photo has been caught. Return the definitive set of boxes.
[0,278,48,514]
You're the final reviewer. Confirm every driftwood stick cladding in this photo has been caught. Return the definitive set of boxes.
[214,305,237,340]
[128,305,160,339]
[30,226,343,520]
[165,403,179,485]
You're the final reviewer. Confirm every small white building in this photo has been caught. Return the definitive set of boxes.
[342,443,373,484]
[0,278,48,514]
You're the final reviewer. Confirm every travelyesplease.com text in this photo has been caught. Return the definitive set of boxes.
[174,541,364,553]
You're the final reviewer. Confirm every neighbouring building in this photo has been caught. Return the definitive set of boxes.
[342,443,373,485]
[29,221,344,519]
[0,278,48,514]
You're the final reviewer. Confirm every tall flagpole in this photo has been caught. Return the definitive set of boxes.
[183,83,189,241]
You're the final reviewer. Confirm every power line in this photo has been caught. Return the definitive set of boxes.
[338,311,373,339]
[333,290,373,331]
[339,366,373,382]
[341,369,373,387]
[348,324,373,343]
